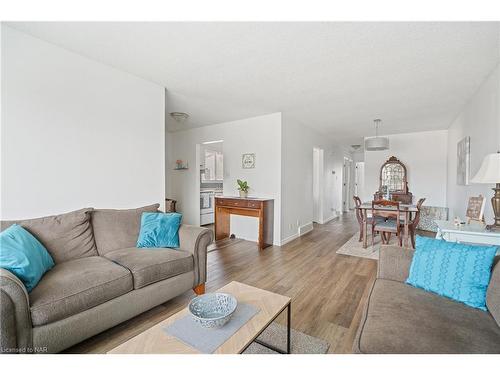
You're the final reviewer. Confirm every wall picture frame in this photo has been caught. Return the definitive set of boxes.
[241,153,256,169]
[457,136,470,186]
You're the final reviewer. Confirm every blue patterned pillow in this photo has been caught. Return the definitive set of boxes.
[406,236,498,310]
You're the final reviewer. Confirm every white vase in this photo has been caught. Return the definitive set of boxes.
[239,190,248,198]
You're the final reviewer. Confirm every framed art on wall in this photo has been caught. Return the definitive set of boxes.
[242,153,256,169]
[457,136,470,186]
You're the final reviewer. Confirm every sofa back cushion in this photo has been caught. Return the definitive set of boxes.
[0,208,97,264]
[91,204,160,255]
[487,256,500,326]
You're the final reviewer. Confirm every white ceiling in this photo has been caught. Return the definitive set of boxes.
[8,22,500,145]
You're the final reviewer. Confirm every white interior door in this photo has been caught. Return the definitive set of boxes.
[348,160,355,209]
[355,162,365,202]
[342,157,353,212]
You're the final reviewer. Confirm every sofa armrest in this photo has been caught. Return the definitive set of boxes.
[178,225,213,286]
[377,246,415,282]
[0,269,32,353]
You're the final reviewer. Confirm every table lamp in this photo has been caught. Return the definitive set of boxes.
[471,151,500,230]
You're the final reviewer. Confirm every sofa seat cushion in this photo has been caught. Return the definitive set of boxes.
[356,279,500,354]
[29,256,133,326]
[104,247,194,289]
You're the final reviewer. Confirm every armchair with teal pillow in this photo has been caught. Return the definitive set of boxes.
[136,212,183,249]
[406,235,498,310]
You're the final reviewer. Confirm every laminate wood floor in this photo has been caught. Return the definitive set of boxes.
[66,213,379,354]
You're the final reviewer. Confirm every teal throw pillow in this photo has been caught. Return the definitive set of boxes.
[0,224,55,292]
[406,235,498,310]
[136,212,182,249]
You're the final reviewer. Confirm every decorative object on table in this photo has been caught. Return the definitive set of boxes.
[174,159,188,170]
[457,136,471,186]
[241,153,256,169]
[188,292,238,329]
[453,216,462,227]
[365,119,390,151]
[165,198,177,213]
[471,151,500,231]
[164,302,259,353]
[406,236,498,311]
[136,212,182,248]
[465,195,486,224]
[237,179,250,198]
[416,206,449,232]
[379,184,390,200]
[373,156,412,204]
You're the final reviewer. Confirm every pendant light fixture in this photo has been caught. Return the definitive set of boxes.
[365,119,390,151]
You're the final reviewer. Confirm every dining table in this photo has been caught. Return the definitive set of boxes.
[357,202,419,249]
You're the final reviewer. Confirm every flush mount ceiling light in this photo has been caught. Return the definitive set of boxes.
[170,112,189,123]
[365,119,390,151]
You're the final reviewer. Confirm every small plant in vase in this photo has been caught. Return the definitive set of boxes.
[237,179,249,198]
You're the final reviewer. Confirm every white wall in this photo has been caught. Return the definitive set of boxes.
[447,64,500,223]
[363,130,448,207]
[167,113,282,244]
[1,26,165,219]
[312,148,323,223]
[280,116,350,242]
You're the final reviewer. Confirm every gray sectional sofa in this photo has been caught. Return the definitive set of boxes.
[354,246,500,353]
[0,204,213,353]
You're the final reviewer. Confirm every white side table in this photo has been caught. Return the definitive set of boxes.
[435,220,500,247]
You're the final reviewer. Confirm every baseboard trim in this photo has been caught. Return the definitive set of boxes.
[320,215,336,224]
[279,233,299,246]
[279,221,314,246]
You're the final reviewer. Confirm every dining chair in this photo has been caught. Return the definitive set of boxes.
[402,198,426,249]
[353,196,372,242]
[371,200,402,246]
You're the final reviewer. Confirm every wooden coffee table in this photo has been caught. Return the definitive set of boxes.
[107,281,291,354]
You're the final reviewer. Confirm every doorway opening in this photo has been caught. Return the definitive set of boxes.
[199,140,224,228]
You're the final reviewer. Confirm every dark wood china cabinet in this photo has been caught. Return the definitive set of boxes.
[373,156,413,204]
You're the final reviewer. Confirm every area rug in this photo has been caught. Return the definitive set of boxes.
[335,232,399,260]
[243,322,329,354]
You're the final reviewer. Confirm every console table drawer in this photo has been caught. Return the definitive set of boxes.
[216,198,262,209]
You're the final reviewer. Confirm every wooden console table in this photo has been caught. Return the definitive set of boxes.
[215,197,274,250]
